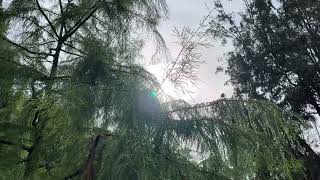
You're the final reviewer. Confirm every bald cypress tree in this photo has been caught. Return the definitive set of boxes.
[0,0,306,179]
[0,0,167,178]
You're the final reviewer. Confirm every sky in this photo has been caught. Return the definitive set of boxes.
[2,0,239,104]
[142,0,243,104]
[141,0,320,151]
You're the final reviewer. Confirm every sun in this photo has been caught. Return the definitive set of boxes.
[146,63,195,102]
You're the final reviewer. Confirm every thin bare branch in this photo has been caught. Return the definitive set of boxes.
[63,4,98,40]
[35,0,59,38]
[60,48,86,58]
[63,42,87,56]
[0,36,53,57]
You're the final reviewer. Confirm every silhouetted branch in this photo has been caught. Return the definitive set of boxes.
[0,36,53,57]
[63,4,98,40]
[35,0,59,38]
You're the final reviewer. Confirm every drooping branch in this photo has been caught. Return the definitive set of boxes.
[167,99,245,114]
[160,10,213,87]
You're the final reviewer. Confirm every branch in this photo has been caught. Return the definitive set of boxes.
[0,139,31,152]
[35,0,59,38]
[60,48,86,58]
[58,0,66,38]
[63,4,98,40]
[21,16,57,39]
[160,9,214,87]
[167,99,247,114]
[0,55,49,78]
[29,40,56,48]
[0,35,53,57]
[64,133,114,180]
[297,136,320,162]
[63,42,87,56]
[59,0,64,15]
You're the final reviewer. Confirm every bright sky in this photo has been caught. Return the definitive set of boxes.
[142,0,243,104]
[142,0,320,151]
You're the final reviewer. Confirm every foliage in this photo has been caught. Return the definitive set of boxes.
[0,0,307,179]
[208,0,320,179]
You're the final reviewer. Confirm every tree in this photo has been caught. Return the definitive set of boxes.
[208,0,320,179]
[0,0,167,178]
[0,0,306,179]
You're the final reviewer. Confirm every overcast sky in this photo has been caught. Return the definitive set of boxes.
[143,0,243,104]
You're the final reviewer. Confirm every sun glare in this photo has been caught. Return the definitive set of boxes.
[146,64,196,102]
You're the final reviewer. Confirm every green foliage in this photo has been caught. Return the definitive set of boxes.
[208,0,320,179]
[209,0,320,119]
[164,100,304,179]
[0,0,307,179]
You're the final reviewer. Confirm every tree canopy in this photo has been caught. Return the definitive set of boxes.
[0,0,312,179]
[208,0,320,179]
